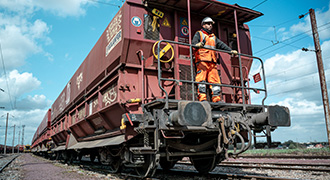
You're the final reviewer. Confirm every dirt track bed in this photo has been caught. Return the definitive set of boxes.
[2,153,330,180]
[0,154,123,180]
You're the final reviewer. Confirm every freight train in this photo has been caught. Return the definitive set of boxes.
[31,0,290,177]
[0,144,24,153]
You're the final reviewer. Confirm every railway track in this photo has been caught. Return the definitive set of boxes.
[219,163,330,172]
[164,168,299,180]
[32,154,330,179]
[0,154,20,173]
[222,160,330,167]
[240,155,330,159]
[73,160,298,180]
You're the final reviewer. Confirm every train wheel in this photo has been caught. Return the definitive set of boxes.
[61,151,69,163]
[135,154,157,177]
[68,151,77,164]
[50,152,56,160]
[77,153,82,162]
[90,154,96,163]
[109,157,121,173]
[55,152,61,160]
[189,155,220,174]
[159,157,178,171]
[99,148,121,173]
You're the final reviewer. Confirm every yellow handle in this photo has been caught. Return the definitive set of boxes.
[152,41,174,63]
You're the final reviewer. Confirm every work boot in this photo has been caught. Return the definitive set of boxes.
[212,96,221,102]
[198,93,207,101]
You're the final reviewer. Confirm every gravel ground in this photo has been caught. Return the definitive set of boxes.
[225,157,330,165]
[1,153,330,180]
[0,154,124,180]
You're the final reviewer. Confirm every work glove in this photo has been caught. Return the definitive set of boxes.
[195,42,204,48]
[231,50,238,55]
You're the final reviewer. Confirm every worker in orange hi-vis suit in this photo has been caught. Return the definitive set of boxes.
[192,17,238,102]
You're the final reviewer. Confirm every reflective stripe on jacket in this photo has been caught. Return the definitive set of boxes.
[194,30,216,63]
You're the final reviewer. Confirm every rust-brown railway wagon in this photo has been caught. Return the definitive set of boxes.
[32,0,290,177]
[31,109,51,155]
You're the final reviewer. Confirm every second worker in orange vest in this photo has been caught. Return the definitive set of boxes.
[192,17,237,102]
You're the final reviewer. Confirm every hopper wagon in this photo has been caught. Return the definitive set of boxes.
[31,0,290,177]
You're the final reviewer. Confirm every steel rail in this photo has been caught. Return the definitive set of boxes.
[221,160,330,167]
[39,154,302,180]
[63,156,299,180]
[239,155,330,159]
[0,154,19,173]
[170,165,298,180]
[218,163,330,172]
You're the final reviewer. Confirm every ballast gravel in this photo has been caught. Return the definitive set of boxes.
[0,154,123,180]
[1,153,330,180]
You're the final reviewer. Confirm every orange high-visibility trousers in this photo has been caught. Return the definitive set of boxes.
[195,61,221,102]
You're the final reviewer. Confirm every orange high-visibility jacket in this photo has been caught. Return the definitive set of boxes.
[194,30,216,63]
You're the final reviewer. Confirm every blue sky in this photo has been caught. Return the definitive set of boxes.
[0,0,329,146]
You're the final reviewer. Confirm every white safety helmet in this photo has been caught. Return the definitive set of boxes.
[201,17,215,26]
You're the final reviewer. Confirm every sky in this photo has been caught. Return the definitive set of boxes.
[0,0,329,146]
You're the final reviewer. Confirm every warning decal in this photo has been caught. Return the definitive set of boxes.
[181,27,188,36]
[162,17,171,28]
[181,19,188,26]
[180,17,189,37]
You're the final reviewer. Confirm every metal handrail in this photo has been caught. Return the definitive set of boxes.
[156,40,267,111]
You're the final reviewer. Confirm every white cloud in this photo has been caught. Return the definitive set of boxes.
[0,0,96,146]
[16,95,52,110]
[8,70,41,96]
[250,39,330,143]
[250,40,330,102]
[0,0,92,70]
[273,97,323,116]
[0,16,51,69]
[0,0,89,17]
[0,108,48,145]
[0,70,42,106]
[0,0,34,15]
[34,0,89,17]
[289,2,330,41]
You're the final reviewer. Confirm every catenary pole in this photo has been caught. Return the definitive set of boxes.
[17,129,21,153]
[4,113,8,154]
[21,125,25,146]
[309,8,330,149]
[12,125,15,153]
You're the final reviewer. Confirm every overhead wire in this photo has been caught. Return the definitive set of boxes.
[266,67,325,88]
[257,35,310,57]
[254,21,330,56]
[249,16,301,28]
[254,29,311,54]
[249,13,330,98]
[88,0,121,8]
[250,7,330,55]
[266,25,330,57]
[0,41,14,110]
[251,0,268,10]
[268,79,330,97]
[266,60,316,78]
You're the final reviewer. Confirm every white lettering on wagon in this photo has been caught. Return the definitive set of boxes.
[66,82,71,105]
[106,11,122,57]
[102,85,117,106]
[106,11,122,42]
[76,72,83,90]
[105,30,122,57]
[59,92,65,112]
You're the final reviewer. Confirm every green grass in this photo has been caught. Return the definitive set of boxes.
[241,148,330,156]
